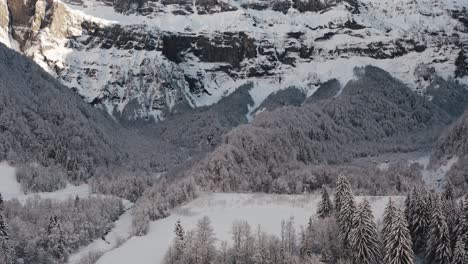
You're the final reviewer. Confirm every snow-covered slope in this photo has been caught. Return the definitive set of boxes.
[0,0,468,119]
[94,192,404,264]
[1,0,467,121]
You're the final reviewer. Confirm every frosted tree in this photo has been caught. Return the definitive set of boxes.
[335,175,352,212]
[383,209,414,264]
[407,188,430,252]
[317,186,334,218]
[349,199,381,264]
[382,198,396,256]
[174,219,185,256]
[451,236,467,264]
[193,216,217,264]
[455,196,468,247]
[426,199,451,264]
[443,180,454,201]
[336,175,356,250]
[163,219,186,264]
[281,217,297,256]
[0,213,13,264]
[47,216,68,262]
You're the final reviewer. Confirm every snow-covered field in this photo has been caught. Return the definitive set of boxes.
[0,162,90,202]
[0,162,22,200]
[96,193,404,264]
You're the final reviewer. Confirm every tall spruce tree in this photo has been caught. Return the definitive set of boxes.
[383,209,415,264]
[47,216,68,262]
[337,181,356,250]
[426,199,452,264]
[335,175,352,212]
[317,186,334,218]
[451,235,467,264]
[408,188,430,252]
[349,199,381,264]
[174,219,185,257]
[443,180,454,201]
[382,198,397,258]
[454,196,468,248]
[0,211,13,264]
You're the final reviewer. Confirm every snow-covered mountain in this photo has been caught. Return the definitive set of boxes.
[1,0,468,120]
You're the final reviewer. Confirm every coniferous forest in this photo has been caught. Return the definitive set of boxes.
[162,176,468,264]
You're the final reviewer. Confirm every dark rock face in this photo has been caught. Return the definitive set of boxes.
[76,21,159,51]
[162,32,257,67]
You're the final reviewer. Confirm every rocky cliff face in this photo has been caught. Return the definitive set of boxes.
[1,0,468,121]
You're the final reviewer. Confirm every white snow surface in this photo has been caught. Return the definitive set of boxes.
[0,162,22,200]
[96,192,404,264]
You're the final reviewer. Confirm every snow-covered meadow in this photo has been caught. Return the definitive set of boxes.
[0,162,90,202]
[95,193,404,264]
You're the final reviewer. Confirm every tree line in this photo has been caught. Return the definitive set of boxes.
[0,193,123,264]
[162,177,468,264]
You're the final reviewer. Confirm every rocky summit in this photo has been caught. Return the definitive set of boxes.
[1,0,467,121]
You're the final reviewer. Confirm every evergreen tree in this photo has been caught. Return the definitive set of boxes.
[382,198,397,258]
[317,186,334,219]
[349,199,381,264]
[408,188,430,252]
[383,209,414,264]
[335,175,352,212]
[451,236,467,264]
[455,196,468,247]
[0,212,13,264]
[174,219,185,258]
[338,190,356,251]
[426,199,452,264]
[443,180,454,201]
[0,193,3,211]
[47,215,68,262]
[335,175,356,251]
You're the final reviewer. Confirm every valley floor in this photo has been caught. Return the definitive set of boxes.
[95,192,404,264]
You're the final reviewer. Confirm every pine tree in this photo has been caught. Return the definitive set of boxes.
[174,219,185,258]
[383,209,414,264]
[408,188,430,252]
[443,180,454,201]
[0,212,13,264]
[47,215,68,262]
[0,193,3,211]
[426,199,452,264]
[338,190,356,251]
[382,198,397,258]
[451,236,467,264]
[349,199,381,264]
[455,196,468,247]
[317,186,334,219]
[335,175,356,251]
[335,175,352,212]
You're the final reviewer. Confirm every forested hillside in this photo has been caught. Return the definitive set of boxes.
[431,109,468,194]
[184,66,462,193]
